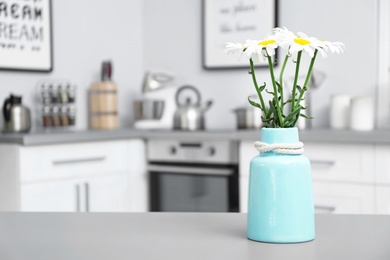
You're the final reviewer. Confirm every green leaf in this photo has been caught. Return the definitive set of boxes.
[261,116,274,123]
[283,98,293,105]
[275,81,282,93]
[247,96,261,109]
[284,108,301,123]
[259,85,266,92]
[300,113,314,119]
[265,89,274,95]
[296,85,302,92]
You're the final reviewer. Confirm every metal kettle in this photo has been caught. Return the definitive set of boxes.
[2,94,31,133]
[173,85,213,131]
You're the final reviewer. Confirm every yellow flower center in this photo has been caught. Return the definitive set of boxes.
[258,39,276,46]
[294,37,311,45]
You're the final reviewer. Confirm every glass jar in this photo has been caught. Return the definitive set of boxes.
[42,106,52,127]
[68,106,76,125]
[51,106,60,127]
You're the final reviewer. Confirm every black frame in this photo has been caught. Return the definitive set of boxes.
[0,0,53,73]
[202,0,278,70]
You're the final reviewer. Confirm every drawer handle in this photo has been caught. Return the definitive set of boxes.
[53,157,106,165]
[75,184,80,212]
[310,160,335,167]
[315,205,336,213]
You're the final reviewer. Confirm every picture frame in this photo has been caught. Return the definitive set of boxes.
[202,0,278,70]
[0,0,53,72]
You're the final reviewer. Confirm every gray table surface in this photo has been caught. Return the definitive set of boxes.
[1,128,390,146]
[0,213,389,260]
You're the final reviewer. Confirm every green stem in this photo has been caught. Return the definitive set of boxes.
[279,54,289,114]
[267,55,284,127]
[249,58,267,116]
[297,50,318,106]
[291,51,302,111]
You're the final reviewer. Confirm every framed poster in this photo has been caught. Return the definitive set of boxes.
[202,0,277,69]
[0,0,53,72]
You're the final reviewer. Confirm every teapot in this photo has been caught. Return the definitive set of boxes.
[173,85,213,131]
[2,94,31,133]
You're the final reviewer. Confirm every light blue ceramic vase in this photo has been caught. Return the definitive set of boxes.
[247,127,315,243]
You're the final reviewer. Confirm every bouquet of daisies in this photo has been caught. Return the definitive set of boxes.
[225,27,345,128]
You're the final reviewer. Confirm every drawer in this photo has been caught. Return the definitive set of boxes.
[19,140,132,182]
[375,145,390,184]
[305,142,375,183]
[313,181,375,214]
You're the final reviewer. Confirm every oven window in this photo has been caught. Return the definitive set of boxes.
[151,173,229,212]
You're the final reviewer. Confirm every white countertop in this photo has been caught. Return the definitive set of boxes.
[1,213,389,260]
[0,128,390,146]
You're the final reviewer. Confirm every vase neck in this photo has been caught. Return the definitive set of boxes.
[260,127,300,144]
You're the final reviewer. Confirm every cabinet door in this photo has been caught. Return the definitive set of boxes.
[313,181,375,214]
[21,180,78,212]
[239,141,258,213]
[305,142,375,184]
[375,145,390,184]
[87,174,130,212]
[375,186,390,214]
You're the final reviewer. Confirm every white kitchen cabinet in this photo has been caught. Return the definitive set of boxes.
[374,145,390,214]
[374,145,390,184]
[313,181,375,214]
[375,186,390,214]
[305,142,375,184]
[21,179,78,212]
[21,174,131,212]
[238,141,258,213]
[0,139,147,212]
[238,141,377,214]
[88,174,130,212]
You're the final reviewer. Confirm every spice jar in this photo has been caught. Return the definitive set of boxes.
[67,84,76,103]
[51,106,61,127]
[68,106,76,125]
[60,106,69,126]
[60,83,69,104]
[50,84,60,103]
[42,106,52,127]
[41,84,51,105]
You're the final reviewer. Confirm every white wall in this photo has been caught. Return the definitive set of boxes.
[0,0,144,130]
[144,0,380,129]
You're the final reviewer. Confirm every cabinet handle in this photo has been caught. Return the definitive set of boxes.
[85,182,90,212]
[52,157,106,166]
[315,205,336,213]
[310,160,335,167]
[75,184,80,212]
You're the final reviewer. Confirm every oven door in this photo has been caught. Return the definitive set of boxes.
[148,164,238,212]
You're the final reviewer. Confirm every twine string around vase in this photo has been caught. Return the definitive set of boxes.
[254,141,304,155]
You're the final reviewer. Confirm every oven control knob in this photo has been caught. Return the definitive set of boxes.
[170,146,177,155]
[208,147,216,156]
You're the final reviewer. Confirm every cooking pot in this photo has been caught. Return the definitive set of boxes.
[233,107,262,129]
[173,85,213,130]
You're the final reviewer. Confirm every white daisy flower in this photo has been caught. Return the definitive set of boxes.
[321,41,345,54]
[244,35,279,62]
[274,29,326,58]
[224,42,246,56]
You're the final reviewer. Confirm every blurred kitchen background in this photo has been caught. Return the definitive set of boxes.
[0,0,387,130]
[0,0,389,215]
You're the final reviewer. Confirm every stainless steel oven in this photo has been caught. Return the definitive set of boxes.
[147,139,239,212]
